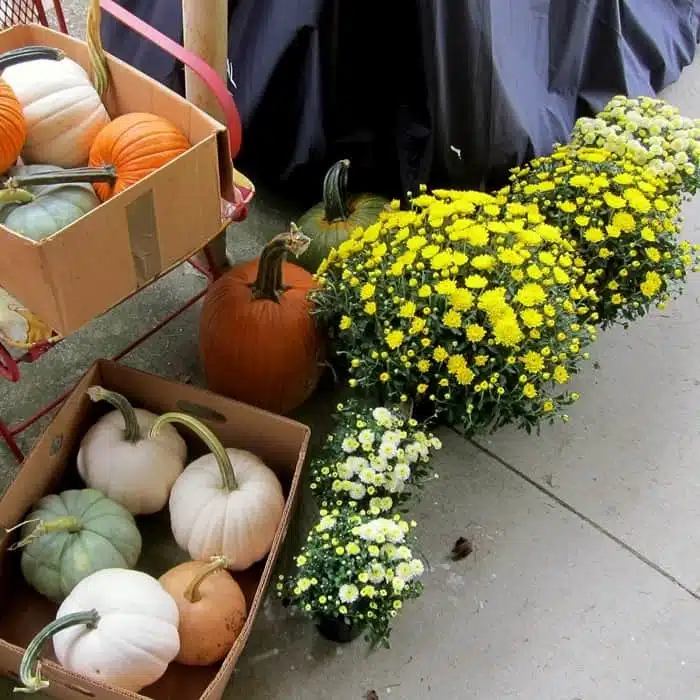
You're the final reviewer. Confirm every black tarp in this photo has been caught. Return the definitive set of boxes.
[103,0,700,203]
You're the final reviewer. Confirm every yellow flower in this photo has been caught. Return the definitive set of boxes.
[611,293,623,305]
[442,309,462,329]
[520,308,543,328]
[584,227,604,244]
[603,192,626,209]
[360,283,375,300]
[406,235,427,251]
[543,400,554,412]
[435,279,458,295]
[552,267,570,285]
[522,351,545,373]
[465,274,489,289]
[612,212,636,232]
[450,288,475,311]
[516,283,546,307]
[558,201,577,213]
[364,301,377,315]
[475,354,489,366]
[417,383,428,394]
[466,324,487,342]
[553,365,569,384]
[471,254,495,271]
[640,271,662,298]
[624,189,651,213]
[498,248,524,265]
[386,330,404,349]
[492,314,524,347]
[645,247,661,263]
[654,198,670,212]
[399,301,417,318]
[421,244,440,259]
[379,372,390,382]
[433,346,449,362]
[522,383,537,399]
[464,224,490,246]
[339,315,352,330]
[417,359,431,373]
[409,316,426,334]
[418,284,432,298]
[447,355,475,385]
[526,264,543,279]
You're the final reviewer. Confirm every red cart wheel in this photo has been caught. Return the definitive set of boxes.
[0,341,20,382]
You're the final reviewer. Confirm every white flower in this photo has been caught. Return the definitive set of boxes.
[370,454,389,471]
[372,406,395,428]
[369,563,386,583]
[387,477,406,494]
[317,515,336,531]
[339,584,359,603]
[337,463,353,480]
[394,463,411,482]
[341,436,359,453]
[379,442,398,460]
[404,443,420,463]
[349,482,367,500]
[396,561,412,581]
[359,467,376,484]
[409,558,425,577]
[358,429,375,446]
[392,577,406,594]
[395,545,412,561]
[346,455,368,474]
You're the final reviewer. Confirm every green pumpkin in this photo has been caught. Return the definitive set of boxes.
[0,164,114,241]
[297,159,389,272]
[14,488,142,602]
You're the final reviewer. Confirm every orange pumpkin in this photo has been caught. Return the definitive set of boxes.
[159,556,247,666]
[0,78,26,174]
[88,112,190,201]
[199,226,325,415]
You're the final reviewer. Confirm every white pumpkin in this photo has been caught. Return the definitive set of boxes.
[149,413,286,571]
[15,568,180,694]
[77,386,187,515]
[0,46,111,167]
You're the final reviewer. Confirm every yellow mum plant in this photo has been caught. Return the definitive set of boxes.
[508,143,700,326]
[312,189,595,434]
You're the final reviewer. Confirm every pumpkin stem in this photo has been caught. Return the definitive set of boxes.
[322,159,351,222]
[183,555,232,603]
[0,188,34,205]
[7,516,83,551]
[0,46,65,71]
[148,413,238,492]
[250,224,311,302]
[4,166,118,189]
[14,610,100,694]
[87,386,142,443]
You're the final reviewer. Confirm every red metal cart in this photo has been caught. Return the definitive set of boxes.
[0,0,252,461]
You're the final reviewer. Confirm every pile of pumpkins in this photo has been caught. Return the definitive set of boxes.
[0,45,191,241]
[10,386,285,694]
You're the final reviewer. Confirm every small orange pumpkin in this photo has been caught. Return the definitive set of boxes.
[159,556,247,666]
[199,226,325,415]
[0,78,26,174]
[88,112,190,201]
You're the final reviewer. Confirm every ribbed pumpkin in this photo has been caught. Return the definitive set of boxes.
[0,78,25,174]
[199,227,324,414]
[0,46,110,168]
[88,113,190,201]
[297,159,389,272]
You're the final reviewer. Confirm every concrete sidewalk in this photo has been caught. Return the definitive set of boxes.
[1,7,699,697]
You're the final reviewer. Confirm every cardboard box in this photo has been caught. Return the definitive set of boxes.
[0,25,236,336]
[0,360,310,700]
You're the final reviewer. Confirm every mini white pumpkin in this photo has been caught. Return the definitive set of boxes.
[77,386,187,515]
[15,568,180,694]
[0,46,111,168]
[149,413,286,571]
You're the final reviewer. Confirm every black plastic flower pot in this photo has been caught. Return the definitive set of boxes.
[316,615,365,643]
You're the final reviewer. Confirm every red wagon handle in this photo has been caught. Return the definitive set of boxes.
[98,0,242,161]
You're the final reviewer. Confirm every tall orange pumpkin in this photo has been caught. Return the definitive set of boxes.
[0,78,26,174]
[199,227,325,415]
[88,112,190,201]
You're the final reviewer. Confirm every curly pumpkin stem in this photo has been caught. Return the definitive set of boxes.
[87,386,141,442]
[251,224,311,302]
[0,46,64,71]
[14,610,100,694]
[3,166,118,190]
[0,188,33,205]
[322,159,351,222]
[183,555,232,603]
[148,413,238,492]
[7,516,83,551]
